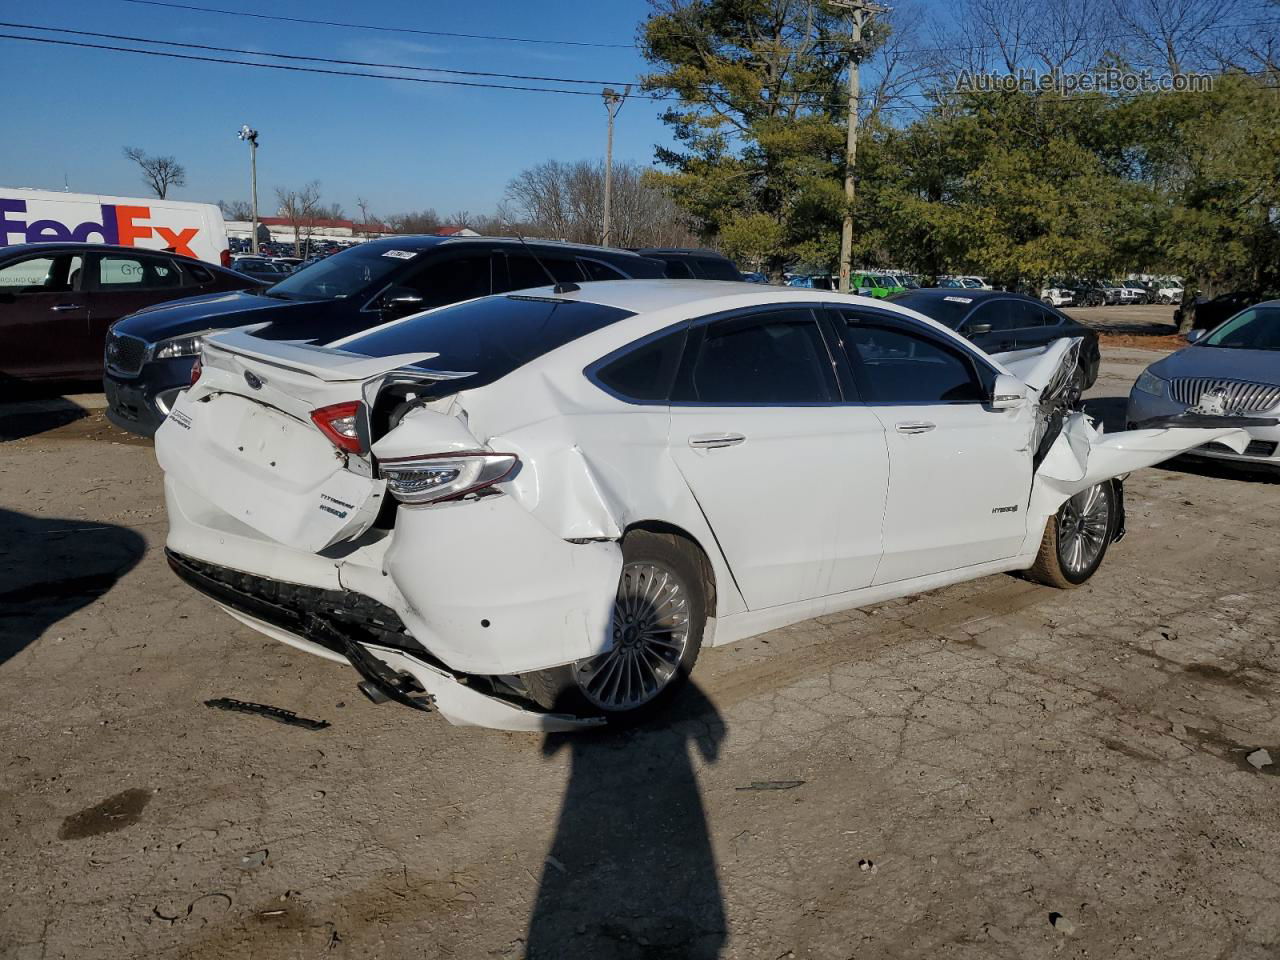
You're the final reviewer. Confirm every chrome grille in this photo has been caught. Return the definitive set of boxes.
[105,332,149,376]
[1168,377,1280,412]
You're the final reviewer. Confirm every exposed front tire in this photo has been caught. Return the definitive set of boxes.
[522,530,706,723]
[1025,481,1117,588]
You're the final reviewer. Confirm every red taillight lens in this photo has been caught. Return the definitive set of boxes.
[220,248,231,267]
[310,401,364,454]
[189,356,202,386]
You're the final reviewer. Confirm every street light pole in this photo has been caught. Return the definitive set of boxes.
[827,1,887,294]
[601,85,630,247]
[238,125,260,256]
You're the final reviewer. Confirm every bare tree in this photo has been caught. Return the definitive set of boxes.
[385,209,443,234]
[506,160,698,248]
[1110,0,1244,73]
[274,181,324,256]
[217,199,253,221]
[123,147,187,199]
[356,197,374,236]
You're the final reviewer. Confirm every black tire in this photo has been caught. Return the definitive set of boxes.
[1025,481,1117,589]
[522,530,707,723]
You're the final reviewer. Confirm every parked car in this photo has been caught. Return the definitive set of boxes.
[957,276,992,290]
[1175,290,1277,331]
[1072,285,1106,307]
[104,235,668,436]
[152,280,1250,730]
[1156,283,1184,304]
[852,273,907,299]
[232,258,292,284]
[1118,282,1149,305]
[631,248,742,281]
[1127,300,1280,469]
[741,271,769,284]
[1041,287,1074,308]
[0,242,259,385]
[787,275,838,289]
[888,288,1101,388]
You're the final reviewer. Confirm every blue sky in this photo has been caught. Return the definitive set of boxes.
[2,0,675,220]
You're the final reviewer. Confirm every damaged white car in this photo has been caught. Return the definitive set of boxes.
[155,280,1255,731]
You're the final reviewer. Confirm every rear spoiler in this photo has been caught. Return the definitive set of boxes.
[204,328,438,383]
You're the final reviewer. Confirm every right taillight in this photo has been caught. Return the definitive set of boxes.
[379,452,518,504]
[310,401,364,454]
[189,356,202,386]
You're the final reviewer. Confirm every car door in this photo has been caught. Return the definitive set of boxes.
[1012,301,1067,351]
[830,306,1031,584]
[667,306,890,609]
[395,251,494,311]
[0,250,90,380]
[84,251,187,374]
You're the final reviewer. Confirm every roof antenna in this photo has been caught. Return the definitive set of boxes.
[503,220,580,294]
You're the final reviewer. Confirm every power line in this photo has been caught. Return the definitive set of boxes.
[0,20,637,86]
[110,0,636,49]
[0,32,667,97]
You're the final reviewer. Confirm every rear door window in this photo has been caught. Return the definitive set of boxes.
[694,257,741,281]
[671,309,838,404]
[92,254,182,290]
[500,253,583,291]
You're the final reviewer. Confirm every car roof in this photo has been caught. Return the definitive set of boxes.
[891,288,1033,304]
[358,234,655,259]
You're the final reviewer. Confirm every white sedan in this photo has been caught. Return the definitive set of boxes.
[155,281,1250,730]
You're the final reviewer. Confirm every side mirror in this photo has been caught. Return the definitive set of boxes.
[989,373,1027,410]
[381,286,425,317]
[1185,328,1206,343]
[965,323,992,337]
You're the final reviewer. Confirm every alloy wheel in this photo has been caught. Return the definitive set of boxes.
[573,561,691,711]
[1057,483,1111,576]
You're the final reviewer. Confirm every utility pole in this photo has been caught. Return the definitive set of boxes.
[600,84,630,247]
[828,1,887,293]
[238,125,260,255]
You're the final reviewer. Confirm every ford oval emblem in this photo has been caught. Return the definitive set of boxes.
[244,370,265,390]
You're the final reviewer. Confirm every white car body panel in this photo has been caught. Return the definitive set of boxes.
[154,281,1251,729]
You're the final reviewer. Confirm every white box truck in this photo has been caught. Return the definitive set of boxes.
[0,188,230,266]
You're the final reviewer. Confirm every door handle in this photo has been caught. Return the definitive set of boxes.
[688,432,746,449]
[895,421,936,434]
[50,303,82,312]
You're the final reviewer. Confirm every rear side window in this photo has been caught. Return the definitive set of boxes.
[183,262,214,284]
[340,295,635,390]
[661,258,696,279]
[578,259,627,281]
[592,328,688,403]
[501,253,582,291]
[694,257,741,281]
[672,310,838,404]
[95,255,182,290]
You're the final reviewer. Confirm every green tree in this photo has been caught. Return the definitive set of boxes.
[640,0,856,279]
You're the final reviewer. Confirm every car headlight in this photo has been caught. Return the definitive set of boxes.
[153,335,204,360]
[1134,370,1166,397]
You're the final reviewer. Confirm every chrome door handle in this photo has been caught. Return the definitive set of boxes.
[895,421,936,434]
[50,304,82,312]
[688,432,746,449]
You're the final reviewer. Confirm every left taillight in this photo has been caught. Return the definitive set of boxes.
[310,401,364,454]
[379,452,518,504]
[189,356,202,386]
[220,248,231,267]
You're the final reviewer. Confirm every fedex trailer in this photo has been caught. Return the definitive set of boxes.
[0,188,230,266]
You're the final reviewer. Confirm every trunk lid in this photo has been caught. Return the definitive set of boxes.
[155,332,437,552]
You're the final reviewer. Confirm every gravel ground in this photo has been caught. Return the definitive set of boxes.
[1,343,1278,960]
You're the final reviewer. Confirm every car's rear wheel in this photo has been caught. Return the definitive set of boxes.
[522,531,706,722]
[1026,481,1116,588]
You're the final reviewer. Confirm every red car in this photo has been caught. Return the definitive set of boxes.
[0,243,261,385]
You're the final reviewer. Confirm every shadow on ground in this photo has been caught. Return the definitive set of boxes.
[0,393,92,442]
[1159,454,1280,485]
[526,683,727,959]
[0,508,146,665]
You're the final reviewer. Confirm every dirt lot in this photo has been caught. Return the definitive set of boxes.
[2,343,1278,960]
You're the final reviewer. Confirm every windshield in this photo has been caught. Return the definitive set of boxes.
[264,244,414,301]
[1202,306,1280,351]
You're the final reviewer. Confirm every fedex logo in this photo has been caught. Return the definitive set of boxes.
[0,198,199,258]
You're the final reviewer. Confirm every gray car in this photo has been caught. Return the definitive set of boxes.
[1127,300,1280,468]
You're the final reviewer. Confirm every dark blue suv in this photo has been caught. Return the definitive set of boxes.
[103,235,669,436]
